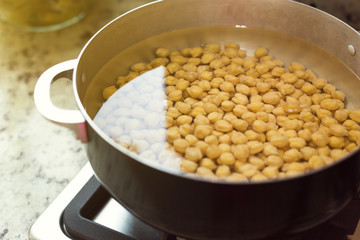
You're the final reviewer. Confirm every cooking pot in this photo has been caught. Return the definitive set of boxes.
[34,0,360,239]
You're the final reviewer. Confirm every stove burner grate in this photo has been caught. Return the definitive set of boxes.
[61,176,360,240]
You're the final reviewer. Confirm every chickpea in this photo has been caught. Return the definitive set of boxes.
[236,163,258,178]
[174,102,191,115]
[176,115,192,125]
[216,165,231,177]
[103,85,117,100]
[265,155,284,167]
[219,134,231,144]
[300,147,317,161]
[329,124,348,137]
[186,86,203,99]
[150,57,169,68]
[298,129,312,142]
[329,136,345,149]
[175,79,190,91]
[185,134,198,146]
[245,130,259,141]
[323,84,336,94]
[218,152,236,165]
[334,109,349,122]
[330,149,347,160]
[289,137,306,149]
[247,102,265,113]
[180,160,198,173]
[318,146,331,156]
[312,78,327,89]
[173,139,190,154]
[231,132,248,144]
[281,72,297,84]
[194,125,213,139]
[343,120,360,131]
[231,144,250,161]
[332,91,345,101]
[284,119,301,131]
[283,149,302,163]
[167,62,181,74]
[231,119,249,132]
[200,158,217,170]
[236,83,251,95]
[155,47,170,57]
[226,173,248,182]
[251,173,268,182]
[185,147,203,162]
[232,93,249,105]
[233,105,247,118]
[270,135,289,148]
[346,143,357,152]
[263,143,278,156]
[171,55,187,65]
[247,141,263,154]
[285,162,306,172]
[195,141,209,155]
[213,69,227,78]
[349,110,360,123]
[301,82,317,95]
[204,135,218,146]
[348,130,360,142]
[272,107,286,116]
[279,84,295,95]
[252,120,268,133]
[210,59,225,69]
[208,112,224,123]
[179,124,194,137]
[320,99,343,111]
[311,131,329,147]
[308,155,325,169]
[321,117,338,128]
[198,80,211,91]
[262,166,279,178]
[168,89,183,101]
[219,81,235,93]
[196,167,215,178]
[190,107,206,117]
[204,43,221,53]
[214,120,233,133]
[221,100,235,112]
[262,92,280,105]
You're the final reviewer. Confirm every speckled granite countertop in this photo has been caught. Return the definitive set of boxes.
[0,0,359,240]
[0,1,151,239]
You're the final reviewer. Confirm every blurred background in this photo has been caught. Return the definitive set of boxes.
[0,0,359,239]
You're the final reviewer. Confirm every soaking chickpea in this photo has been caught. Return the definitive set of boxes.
[185,147,203,162]
[216,165,231,177]
[218,152,236,165]
[283,149,302,163]
[215,120,233,132]
[102,43,359,181]
[270,135,289,148]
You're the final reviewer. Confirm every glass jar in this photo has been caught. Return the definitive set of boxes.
[0,0,92,32]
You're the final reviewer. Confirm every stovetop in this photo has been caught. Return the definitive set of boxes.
[28,162,360,240]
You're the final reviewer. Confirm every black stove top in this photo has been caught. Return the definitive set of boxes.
[61,175,360,240]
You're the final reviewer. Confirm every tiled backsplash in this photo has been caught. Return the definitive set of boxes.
[296,0,360,30]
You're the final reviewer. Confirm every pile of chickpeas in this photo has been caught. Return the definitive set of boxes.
[102,43,360,182]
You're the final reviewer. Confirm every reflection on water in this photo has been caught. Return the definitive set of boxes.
[94,66,181,169]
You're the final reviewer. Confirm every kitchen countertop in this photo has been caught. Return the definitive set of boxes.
[0,1,359,240]
[0,1,151,239]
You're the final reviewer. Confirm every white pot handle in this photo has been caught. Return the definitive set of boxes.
[34,59,88,142]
